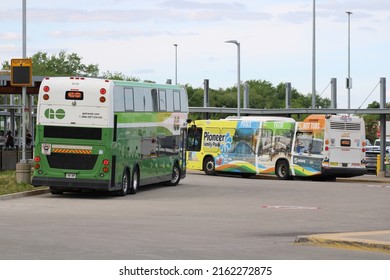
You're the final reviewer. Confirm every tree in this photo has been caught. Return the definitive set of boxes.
[363,101,381,142]
[1,61,10,70]
[102,71,140,81]
[31,50,99,76]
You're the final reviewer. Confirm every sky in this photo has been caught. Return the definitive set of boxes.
[1,0,389,109]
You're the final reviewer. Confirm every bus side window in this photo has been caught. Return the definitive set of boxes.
[180,89,188,111]
[124,88,134,111]
[134,87,145,111]
[151,89,158,111]
[159,90,167,111]
[113,86,125,112]
[166,90,174,111]
[173,90,181,111]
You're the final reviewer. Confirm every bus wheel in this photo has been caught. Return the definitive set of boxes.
[165,163,181,186]
[128,167,139,194]
[203,157,216,175]
[276,160,291,180]
[118,169,129,196]
[50,187,63,195]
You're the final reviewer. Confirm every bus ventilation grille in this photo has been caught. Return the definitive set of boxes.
[330,122,361,131]
[47,153,98,170]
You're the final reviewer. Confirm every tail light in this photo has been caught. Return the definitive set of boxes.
[102,159,109,173]
[34,156,41,170]
[99,88,107,103]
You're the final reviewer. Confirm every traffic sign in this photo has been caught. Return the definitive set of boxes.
[11,58,32,87]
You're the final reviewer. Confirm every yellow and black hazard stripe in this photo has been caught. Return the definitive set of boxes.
[52,148,92,154]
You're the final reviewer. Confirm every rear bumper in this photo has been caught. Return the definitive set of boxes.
[32,176,112,191]
[321,167,367,178]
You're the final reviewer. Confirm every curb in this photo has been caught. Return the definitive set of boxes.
[295,231,390,253]
[0,188,50,201]
[337,178,390,184]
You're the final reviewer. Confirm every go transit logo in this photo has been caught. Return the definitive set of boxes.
[44,108,66,119]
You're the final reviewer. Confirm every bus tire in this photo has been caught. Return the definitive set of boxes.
[275,160,291,180]
[165,163,181,186]
[118,169,129,196]
[50,187,63,195]
[203,156,216,175]
[128,167,139,194]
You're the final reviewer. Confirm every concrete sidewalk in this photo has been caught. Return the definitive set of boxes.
[297,174,390,254]
[295,230,390,254]
[337,174,390,184]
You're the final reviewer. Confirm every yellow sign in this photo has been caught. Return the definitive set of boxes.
[11,58,32,67]
[11,58,32,86]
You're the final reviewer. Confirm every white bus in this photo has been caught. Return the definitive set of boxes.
[32,77,189,195]
[297,114,367,178]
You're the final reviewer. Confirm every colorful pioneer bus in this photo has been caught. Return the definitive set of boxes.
[186,115,366,179]
[32,77,188,195]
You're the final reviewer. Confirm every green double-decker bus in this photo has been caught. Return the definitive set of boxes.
[32,77,188,195]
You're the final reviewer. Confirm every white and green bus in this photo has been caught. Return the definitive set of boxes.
[32,77,189,195]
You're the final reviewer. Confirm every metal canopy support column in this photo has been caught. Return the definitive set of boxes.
[203,79,209,119]
[330,78,337,109]
[379,77,387,176]
[21,0,27,162]
[285,82,291,109]
[243,82,249,109]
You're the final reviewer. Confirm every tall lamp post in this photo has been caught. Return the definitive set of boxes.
[225,40,241,117]
[21,0,27,162]
[346,11,352,109]
[312,0,316,109]
[173,43,178,85]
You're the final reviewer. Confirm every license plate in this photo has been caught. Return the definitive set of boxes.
[66,173,77,179]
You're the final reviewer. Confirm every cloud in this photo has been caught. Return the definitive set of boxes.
[3,4,272,24]
[159,0,246,10]
[47,29,197,40]
[0,32,20,40]
[0,44,18,53]
[320,0,390,12]
[278,10,312,24]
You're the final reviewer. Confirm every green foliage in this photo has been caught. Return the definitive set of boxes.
[187,79,333,121]
[102,71,140,81]
[1,61,10,70]
[31,50,99,76]
[362,101,390,143]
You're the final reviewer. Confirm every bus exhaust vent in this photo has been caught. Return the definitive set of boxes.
[330,122,361,131]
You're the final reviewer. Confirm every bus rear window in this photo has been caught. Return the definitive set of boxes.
[44,126,102,140]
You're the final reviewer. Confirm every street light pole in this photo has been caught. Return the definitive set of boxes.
[225,40,241,117]
[173,43,178,85]
[346,11,352,109]
[21,0,27,162]
[312,0,316,109]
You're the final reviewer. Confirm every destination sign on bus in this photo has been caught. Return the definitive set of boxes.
[340,139,351,147]
[65,90,83,100]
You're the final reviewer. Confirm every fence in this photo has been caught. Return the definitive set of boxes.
[0,146,33,171]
